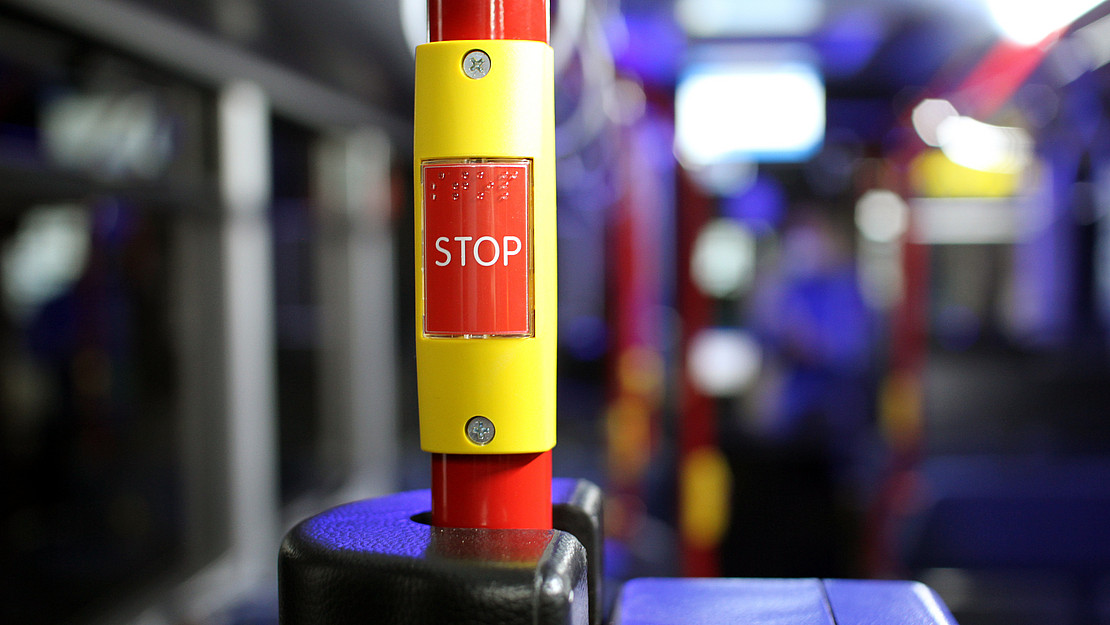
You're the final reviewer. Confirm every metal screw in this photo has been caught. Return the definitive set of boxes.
[465,416,495,445]
[462,50,491,79]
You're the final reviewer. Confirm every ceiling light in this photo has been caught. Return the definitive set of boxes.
[983,0,1102,45]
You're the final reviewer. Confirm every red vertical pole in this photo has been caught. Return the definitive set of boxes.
[675,170,720,577]
[428,0,548,43]
[426,0,553,531]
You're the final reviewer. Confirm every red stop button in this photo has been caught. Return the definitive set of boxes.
[423,160,532,337]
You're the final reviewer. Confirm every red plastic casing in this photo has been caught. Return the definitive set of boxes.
[426,0,553,530]
[422,160,532,337]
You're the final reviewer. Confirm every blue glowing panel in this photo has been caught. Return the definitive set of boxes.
[676,55,825,165]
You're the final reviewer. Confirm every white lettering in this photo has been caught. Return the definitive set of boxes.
[502,236,521,266]
[453,236,473,266]
[431,235,525,267]
[434,237,451,266]
[474,236,499,266]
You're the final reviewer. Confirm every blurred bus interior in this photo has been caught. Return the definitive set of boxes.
[3,1,1110,624]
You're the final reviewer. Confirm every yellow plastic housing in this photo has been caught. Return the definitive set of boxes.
[413,40,557,454]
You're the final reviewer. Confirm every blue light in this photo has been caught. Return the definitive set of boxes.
[676,50,826,165]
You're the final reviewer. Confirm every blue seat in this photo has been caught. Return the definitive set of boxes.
[611,577,958,625]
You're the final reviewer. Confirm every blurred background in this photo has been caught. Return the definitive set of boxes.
[2,0,1110,623]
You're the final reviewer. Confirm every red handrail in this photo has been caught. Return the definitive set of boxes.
[426,0,553,531]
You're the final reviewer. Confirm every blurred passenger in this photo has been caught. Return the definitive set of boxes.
[722,208,878,578]
[756,209,876,473]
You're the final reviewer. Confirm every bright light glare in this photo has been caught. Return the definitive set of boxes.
[855,190,909,243]
[911,99,959,147]
[43,92,174,180]
[690,218,757,298]
[687,328,762,397]
[675,61,825,165]
[912,99,1032,174]
[912,197,1020,244]
[984,0,1102,45]
[2,204,91,317]
[936,115,1032,174]
[676,0,823,38]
